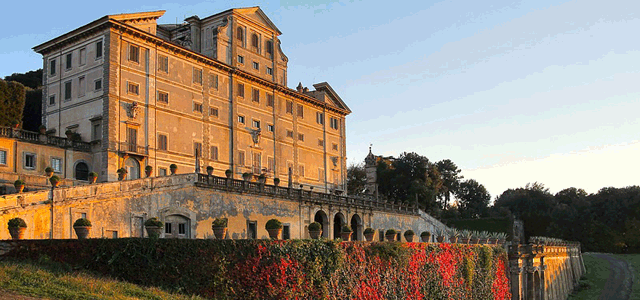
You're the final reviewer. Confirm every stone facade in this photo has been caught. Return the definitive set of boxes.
[33,7,350,193]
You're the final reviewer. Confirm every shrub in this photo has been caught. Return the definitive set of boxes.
[364,228,375,235]
[242,172,252,179]
[49,175,60,185]
[8,217,27,228]
[13,180,24,187]
[421,231,431,237]
[404,230,415,236]
[73,218,92,227]
[265,219,282,230]
[145,166,153,171]
[144,217,163,228]
[117,168,127,174]
[225,169,232,175]
[212,218,228,228]
[273,178,280,184]
[88,172,98,177]
[341,225,353,233]
[38,125,46,131]
[44,167,53,173]
[169,164,178,170]
[308,222,321,231]
[385,229,397,236]
[206,166,214,171]
[258,174,266,180]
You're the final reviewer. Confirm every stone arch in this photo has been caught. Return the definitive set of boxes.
[158,206,197,239]
[125,157,140,179]
[73,160,90,181]
[333,212,345,239]
[350,213,363,241]
[314,209,329,238]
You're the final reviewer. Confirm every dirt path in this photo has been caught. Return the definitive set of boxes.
[591,253,634,300]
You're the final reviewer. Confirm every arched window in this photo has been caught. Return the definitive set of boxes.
[266,40,273,57]
[251,34,259,49]
[125,157,140,180]
[236,27,243,41]
[75,161,89,181]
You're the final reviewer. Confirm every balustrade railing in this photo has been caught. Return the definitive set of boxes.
[0,126,92,152]
[195,173,419,215]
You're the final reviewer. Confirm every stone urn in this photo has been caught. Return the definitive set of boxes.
[213,227,227,239]
[170,164,177,175]
[386,233,397,242]
[309,230,322,239]
[14,184,24,193]
[74,226,91,239]
[341,232,352,241]
[145,170,152,178]
[225,169,233,179]
[9,227,26,240]
[267,228,282,239]
[206,167,214,176]
[404,231,415,242]
[89,174,98,184]
[449,236,458,243]
[421,233,431,243]
[436,236,445,243]
[145,226,163,238]
[364,232,375,242]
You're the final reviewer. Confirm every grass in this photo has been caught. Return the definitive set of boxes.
[615,254,640,300]
[0,261,204,300]
[568,253,611,300]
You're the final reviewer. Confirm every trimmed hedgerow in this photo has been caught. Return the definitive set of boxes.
[1,239,510,300]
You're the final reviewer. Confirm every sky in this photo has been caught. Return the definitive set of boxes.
[1,0,638,199]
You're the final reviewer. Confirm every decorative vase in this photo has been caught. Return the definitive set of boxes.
[9,227,26,240]
[436,236,445,243]
[309,230,322,239]
[170,168,177,175]
[46,171,53,177]
[213,227,227,239]
[145,226,162,238]
[118,173,125,181]
[365,233,374,241]
[341,232,352,241]
[15,185,24,193]
[421,234,431,242]
[74,226,91,239]
[405,235,414,242]
[89,176,97,184]
[145,170,152,177]
[267,228,282,239]
[225,171,233,179]
[207,168,213,176]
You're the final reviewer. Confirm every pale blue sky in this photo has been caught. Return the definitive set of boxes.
[1,0,638,198]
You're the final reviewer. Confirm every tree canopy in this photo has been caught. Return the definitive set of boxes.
[0,79,26,127]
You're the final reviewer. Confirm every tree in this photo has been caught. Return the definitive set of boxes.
[4,69,42,89]
[436,159,463,208]
[346,163,366,195]
[492,182,556,239]
[455,179,490,219]
[4,69,43,131]
[0,79,26,127]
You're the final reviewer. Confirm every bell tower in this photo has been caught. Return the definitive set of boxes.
[364,145,378,196]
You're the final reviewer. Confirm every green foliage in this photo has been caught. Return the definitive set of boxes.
[346,163,367,195]
[242,172,252,179]
[364,227,375,235]
[145,165,153,171]
[265,219,282,230]
[436,159,463,207]
[341,225,352,233]
[73,218,91,227]
[308,222,321,231]
[273,178,280,184]
[0,79,26,127]
[455,179,491,219]
[22,88,42,132]
[8,217,27,228]
[212,218,228,228]
[144,218,163,228]
[403,230,414,236]
[89,172,98,177]
[206,166,213,171]
[385,229,397,236]
[169,164,177,169]
[4,69,42,89]
[117,168,127,174]
[420,231,431,237]
[49,175,60,185]
[44,167,53,173]
[13,180,24,187]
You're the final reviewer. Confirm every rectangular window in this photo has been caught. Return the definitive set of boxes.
[158,91,169,104]
[237,83,244,98]
[158,134,167,151]
[238,115,245,124]
[252,88,260,103]
[165,223,172,234]
[282,224,290,240]
[193,67,203,85]
[193,102,203,113]
[332,143,338,151]
[247,221,257,239]
[299,165,305,177]
[268,156,275,172]
[267,124,274,132]
[286,101,293,114]
[49,59,56,76]
[24,153,36,169]
[252,61,259,70]
[330,117,339,130]
[210,146,219,160]
[252,152,261,174]
[318,168,324,181]
[286,130,293,138]
[298,133,304,141]
[266,67,273,75]
[316,112,324,125]
[194,142,202,157]
[158,168,167,176]
[209,107,218,117]
[94,79,102,91]
[78,76,85,97]
[49,95,55,106]
[96,40,103,59]
[92,123,101,141]
[79,48,86,65]
[252,119,260,129]
[178,223,186,235]
[0,150,7,165]
[51,157,62,173]
[129,44,140,63]
[127,128,137,151]
[127,82,139,95]
[238,151,245,166]
[297,104,304,118]
[106,230,118,239]
[237,55,244,64]
[66,53,72,70]
[158,55,168,73]
[209,74,218,89]
[267,94,274,107]
[318,139,324,147]
[64,81,72,100]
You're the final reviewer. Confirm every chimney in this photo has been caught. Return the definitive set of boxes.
[303,87,309,92]
[296,82,303,92]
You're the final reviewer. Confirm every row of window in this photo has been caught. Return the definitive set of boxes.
[49,40,103,76]
[237,55,273,75]
[0,149,80,177]
[49,77,102,106]
[235,27,274,58]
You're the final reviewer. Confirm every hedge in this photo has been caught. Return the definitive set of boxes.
[1,239,510,300]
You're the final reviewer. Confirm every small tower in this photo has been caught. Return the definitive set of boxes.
[364,145,378,197]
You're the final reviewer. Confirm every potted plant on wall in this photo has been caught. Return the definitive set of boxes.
[169,164,178,175]
[308,222,322,239]
[420,231,431,243]
[273,177,280,187]
[436,229,446,243]
[258,173,266,184]
[448,228,459,243]
[364,227,375,241]
[49,175,60,187]
[44,167,54,177]
[225,169,233,179]
[145,166,153,177]
[460,230,472,244]
[88,172,98,184]
[73,218,92,239]
[39,125,47,135]
[404,230,415,242]
[117,168,127,181]
[206,166,214,176]
[385,229,397,242]
[13,180,25,193]
[144,217,163,238]
[265,218,283,239]
[341,225,353,241]
[242,172,252,181]
[212,218,228,240]
[7,217,27,240]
